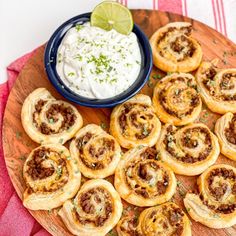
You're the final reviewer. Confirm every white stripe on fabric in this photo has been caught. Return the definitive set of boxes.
[125,0,154,9]
[182,0,216,29]
[222,0,236,42]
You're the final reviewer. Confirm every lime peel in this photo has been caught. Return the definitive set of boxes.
[91,1,133,35]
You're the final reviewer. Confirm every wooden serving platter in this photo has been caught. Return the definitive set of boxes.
[2,10,236,236]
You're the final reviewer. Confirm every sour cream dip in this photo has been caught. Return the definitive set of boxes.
[56,23,142,99]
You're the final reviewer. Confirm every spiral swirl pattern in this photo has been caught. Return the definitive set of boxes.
[70,124,121,178]
[184,164,236,228]
[115,146,176,207]
[150,22,202,73]
[152,73,202,126]
[157,123,220,176]
[23,144,81,210]
[117,216,139,236]
[21,88,83,144]
[136,202,191,236]
[196,60,236,114]
[215,112,236,161]
[110,94,161,149]
[59,179,122,236]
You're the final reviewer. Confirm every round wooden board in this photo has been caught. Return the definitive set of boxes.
[2,10,236,236]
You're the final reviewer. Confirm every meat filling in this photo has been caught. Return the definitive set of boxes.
[203,70,236,101]
[159,77,200,119]
[126,148,169,198]
[120,218,140,236]
[118,103,154,139]
[26,147,68,192]
[75,187,112,227]
[225,114,236,144]
[164,126,212,163]
[77,134,115,170]
[33,101,77,135]
[200,168,236,214]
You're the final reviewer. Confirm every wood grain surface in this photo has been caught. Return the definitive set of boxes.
[2,10,236,236]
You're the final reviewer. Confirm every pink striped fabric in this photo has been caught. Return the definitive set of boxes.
[0,1,235,235]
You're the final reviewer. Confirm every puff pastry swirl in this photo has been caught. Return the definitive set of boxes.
[110,94,161,149]
[115,146,176,207]
[156,123,220,176]
[196,59,236,114]
[184,164,236,228]
[215,112,236,161]
[116,216,139,236]
[70,124,121,178]
[21,88,83,144]
[152,73,202,126]
[23,144,81,210]
[150,22,202,73]
[136,202,191,236]
[59,179,123,236]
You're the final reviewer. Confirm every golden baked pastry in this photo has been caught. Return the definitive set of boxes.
[156,123,220,176]
[21,88,83,144]
[196,59,236,114]
[110,94,161,149]
[152,73,202,126]
[114,146,176,207]
[23,144,81,210]
[70,124,121,179]
[116,216,139,236]
[136,202,191,236]
[59,179,122,236]
[215,112,236,161]
[150,22,202,73]
[184,164,236,228]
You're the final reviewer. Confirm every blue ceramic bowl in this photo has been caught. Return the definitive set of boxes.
[44,12,152,108]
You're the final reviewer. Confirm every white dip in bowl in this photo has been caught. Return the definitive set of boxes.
[56,23,141,99]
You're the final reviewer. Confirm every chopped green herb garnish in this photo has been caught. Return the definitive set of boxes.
[75,54,82,61]
[222,59,228,65]
[16,131,22,139]
[66,156,71,160]
[137,145,144,150]
[175,89,180,95]
[178,189,186,197]
[67,72,75,77]
[152,74,161,80]
[142,126,149,136]
[56,165,62,177]
[177,181,182,187]
[100,122,107,130]
[59,138,64,144]
[147,80,153,88]
[49,118,54,124]
[75,24,84,32]
[186,208,191,212]
[107,66,113,72]
[19,155,26,161]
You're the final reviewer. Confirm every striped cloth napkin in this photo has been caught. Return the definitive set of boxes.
[118,0,236,43]
[0,1,235,236]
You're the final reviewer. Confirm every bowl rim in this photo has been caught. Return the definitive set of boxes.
[44,12,153,108]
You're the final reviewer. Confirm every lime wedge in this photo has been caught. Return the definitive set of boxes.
[91,1,133,35]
